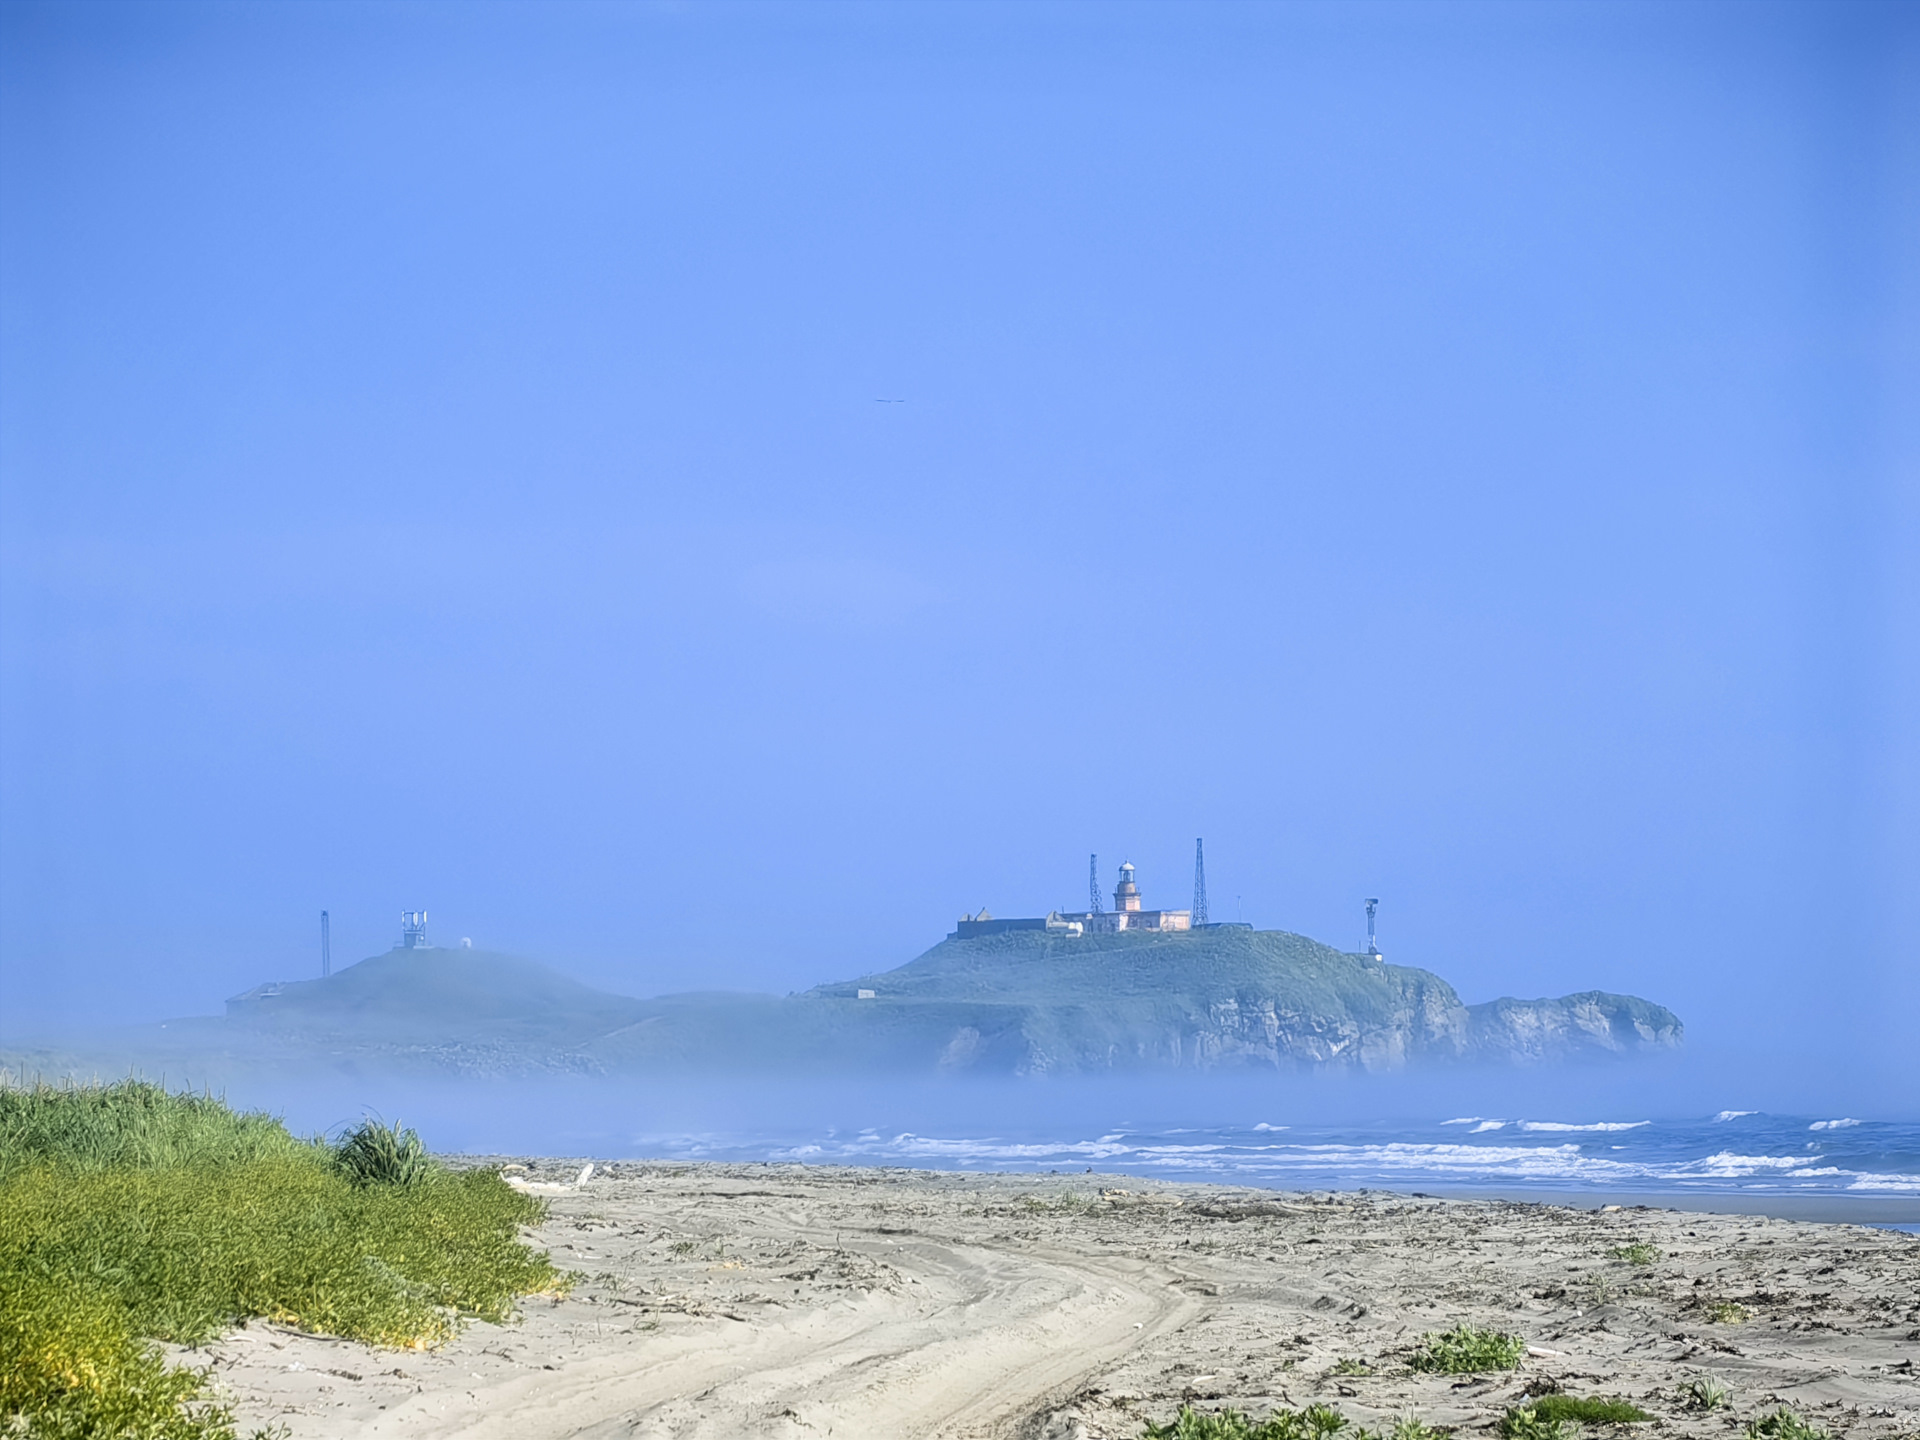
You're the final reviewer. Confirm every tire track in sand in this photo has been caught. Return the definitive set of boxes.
[374,1228,1201,1439]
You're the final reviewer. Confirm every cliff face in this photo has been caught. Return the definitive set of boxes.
[764,928,1681,1076]
[1464,990,1684,1063]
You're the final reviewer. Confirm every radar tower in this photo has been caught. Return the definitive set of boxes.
[1088,854,1102,914]
[1365,898,1381,959]
[401,910,428,949]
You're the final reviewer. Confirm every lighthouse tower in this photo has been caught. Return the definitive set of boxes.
[1114,862,1142,913]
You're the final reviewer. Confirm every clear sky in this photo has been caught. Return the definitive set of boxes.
[2,2,1915,1099]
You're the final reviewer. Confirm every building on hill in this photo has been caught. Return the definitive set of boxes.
[1069,861,1191,934]
[952,861,1190,940]
[953,909,1085,940]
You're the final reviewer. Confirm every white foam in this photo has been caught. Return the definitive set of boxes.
[1810,1118,1861,1131]
[643,1119,1920,1200]
[1441,1117,1483,1126]
[1519,1120,1650,1133]
[1683,1152,1815,1176]
[1713,1110,1758,1122]
[1846,1173,1920,1192]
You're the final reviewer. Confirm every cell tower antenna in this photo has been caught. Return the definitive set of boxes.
[1364,898,1381,959]
[1089,854,1102,915]
[1192,839,1209,926]
[401,910,428,949]
[320,910,331,978]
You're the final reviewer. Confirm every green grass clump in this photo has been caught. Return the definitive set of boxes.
[1683,1375,1731,1410]
[1406,1324,1526,1373]
[1608,1241,1660,1266]
[1521,1396,1652,1424]
[1744,1411,1831,1440]
[333,1118,435,1187]
[1330,1357,1373,1376]
[1143,1405,1350,1439]
[1,1079,564,1440]
[1141,1408,1447,1440]
[0,1078,307,1178]
[1707,1300,1749,1324]
[1496,1408,1569,1440]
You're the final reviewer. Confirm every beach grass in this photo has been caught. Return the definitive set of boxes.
[1744,1410,1832,1439]
[1609,1241,1660,1266]
[1405,1323,1527,1373]
[1504,1395,1653,1430]
[1142,1407,1442,1439]
[1683,1375,1732,1409]
[0,1078,564,1440]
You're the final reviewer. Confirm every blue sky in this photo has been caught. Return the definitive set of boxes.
[2,2,1915,1097]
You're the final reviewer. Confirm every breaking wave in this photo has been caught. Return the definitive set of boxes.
[633,1112,1920,1201]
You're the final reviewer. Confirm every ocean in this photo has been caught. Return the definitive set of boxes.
[240,1074,1920,1225]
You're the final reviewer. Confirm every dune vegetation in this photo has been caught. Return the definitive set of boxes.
[1141,1407,1445,1440]
[0,1078,564,1440]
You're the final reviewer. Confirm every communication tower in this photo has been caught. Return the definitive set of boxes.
[320,910,331,978]
[1364,898,1381,959]
[1088,854,1102,914]
[401,910,429,949]
[1192,839,1209,926]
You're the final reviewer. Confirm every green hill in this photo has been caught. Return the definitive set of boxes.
[225,947,649,1045]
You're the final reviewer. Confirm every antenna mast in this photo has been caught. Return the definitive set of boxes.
[320,910,331,978]
[1365,898,1380,958]
[1088,854,1102,914]
[1192,839,1208,926]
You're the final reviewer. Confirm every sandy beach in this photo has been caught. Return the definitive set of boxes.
[191,1161,1919,1439]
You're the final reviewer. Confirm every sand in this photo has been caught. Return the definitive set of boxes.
[188,1160,1920,1439]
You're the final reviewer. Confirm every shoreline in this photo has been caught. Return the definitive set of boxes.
[1339,1187,1920,1226]
[197,1157,1919,1439]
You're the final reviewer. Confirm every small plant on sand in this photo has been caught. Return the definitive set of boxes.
[1330,1357,1373,1376]
[1609,1241,1660,1266]
[1406,1324,1526,1374]
[1142,1404,1349,1439]
[1375,1421,1443,1440]
[1496,1408,1569,1440]
[332,1118,434,1187]
[1523,1396,1652,1425]
[1744,1410,1831,1440]
[1682,1375,1731,1410]
[1581,1273,1616,1307]
[1707,1300,1750,1324]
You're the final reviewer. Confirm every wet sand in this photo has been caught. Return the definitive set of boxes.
[193,1161,1920,1439]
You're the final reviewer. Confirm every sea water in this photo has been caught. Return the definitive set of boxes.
[712,1113,1920,1200]
[240,1074,1920,1214]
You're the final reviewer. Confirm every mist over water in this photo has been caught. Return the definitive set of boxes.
[194,1052,1919,1215]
